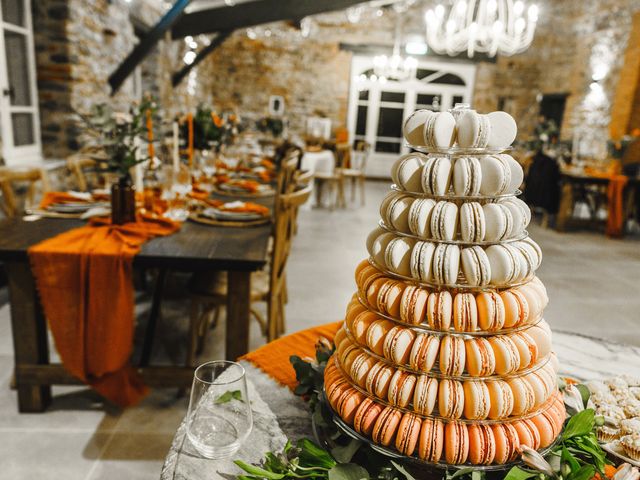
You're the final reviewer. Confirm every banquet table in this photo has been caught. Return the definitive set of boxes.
[0,204,272,412]
[160,325,640,480]
[556,170,640,233]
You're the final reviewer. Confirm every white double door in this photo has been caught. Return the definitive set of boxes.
[0,0,41,165]
[347,56,475,178]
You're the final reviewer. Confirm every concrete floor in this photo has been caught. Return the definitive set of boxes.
[1,181,639,478]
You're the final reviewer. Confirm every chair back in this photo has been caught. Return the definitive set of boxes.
[350,141,371,174]
[335,142,351,169]
[67,154,97,192]
[0,166,51,217]
[267,183,312,339]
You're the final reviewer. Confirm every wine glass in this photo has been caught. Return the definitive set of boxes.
[186,361,253,459]
[164,164,192,221]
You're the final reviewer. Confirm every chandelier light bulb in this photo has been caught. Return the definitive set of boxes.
[446,19,456,32]
[528,4,539,21]
[493,20,503,33]
[514,0,524,15]
[487,0,497,13]
[457,1,467,14]
[435,4,445,18]
[515,17,526,33]
[592,64,609,81]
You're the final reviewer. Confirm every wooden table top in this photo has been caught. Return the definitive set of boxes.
[0,213,272,272]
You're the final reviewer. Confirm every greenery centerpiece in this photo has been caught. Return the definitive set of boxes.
[188,104,239,156]
[257,116,285,138]
[79,97,158,224]
[235,341,618,480]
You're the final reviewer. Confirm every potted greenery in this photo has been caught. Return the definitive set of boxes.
[79,97,158,224]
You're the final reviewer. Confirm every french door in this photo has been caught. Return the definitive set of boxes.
[0,0,41,165]
[347,56,476,178]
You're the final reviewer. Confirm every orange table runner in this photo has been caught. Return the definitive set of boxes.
[241,321,342,390]
[28,214,180,407]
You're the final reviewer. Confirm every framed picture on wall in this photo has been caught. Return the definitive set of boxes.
[268,95,285,116]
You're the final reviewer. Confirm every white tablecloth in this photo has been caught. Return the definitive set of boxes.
[300,150,335,175]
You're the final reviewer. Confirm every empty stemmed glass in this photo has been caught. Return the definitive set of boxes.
[186,361,253,459]
[163,164,192,221]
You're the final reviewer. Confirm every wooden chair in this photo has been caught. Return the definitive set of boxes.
[341,141,370,206]
[314,143,348,210]
[67,154,96,192]
[185,155,308,365]
[0,166,51,217]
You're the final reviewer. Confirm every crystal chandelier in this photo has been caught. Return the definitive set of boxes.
[372,13,418,82]
[424,0,539,58]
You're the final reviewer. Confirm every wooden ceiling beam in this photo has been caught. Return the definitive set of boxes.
[171,0,368,38]
[172,30,233,87]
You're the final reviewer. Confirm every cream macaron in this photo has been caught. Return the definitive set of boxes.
[399,285,429,325]
[423,111,457,149]
[430,201,459,241]
[384,236,415,276]
[463,380,491,420]
[486,379,514,419]
[410,241,436,282]
[461,246,491,287]
[432,243,460,285]
[439,335,466,376]
[408,198,436,238]
[392,154,427,191]
[427,290,453,330]
[453,292,478,332]
[383,325,416,364]
[479,155,512,196]
[413,375,438,415]
[422,157,453,196]
[403,109,433,146]
[456,110,491,149]
[438,379,465,419]
[459,201,485,242]
[387,370,417,408]
[383,193,413,233]
[409,333,441,372]
[486,112,517,148]
[483,203,514,241]
[453,156,482,196]
[488,335,521,375]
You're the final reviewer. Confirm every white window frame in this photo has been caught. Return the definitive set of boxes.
[0,0,42,165]
[347,56,476,178]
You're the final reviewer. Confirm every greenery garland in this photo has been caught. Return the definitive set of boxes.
[235,340,613,480]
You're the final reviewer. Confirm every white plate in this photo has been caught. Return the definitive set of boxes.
[201,207,262,222]
[48,203,102,213]
[603,440,640,467]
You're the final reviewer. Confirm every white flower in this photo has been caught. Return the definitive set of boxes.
[113,112,133,124]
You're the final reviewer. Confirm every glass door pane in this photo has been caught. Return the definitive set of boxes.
[375,91,405,154]
[4,31,32,106]
[1,0,25,26]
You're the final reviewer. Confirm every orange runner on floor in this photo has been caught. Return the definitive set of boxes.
[28,214,180,407]
[606,175,628,238]
[241,321,342,390]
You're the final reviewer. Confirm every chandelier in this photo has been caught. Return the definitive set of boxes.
[372,13,418,82]
[424,0,539,58]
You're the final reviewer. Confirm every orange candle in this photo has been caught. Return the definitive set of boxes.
[146,109,154,159]
[187,113,194,167]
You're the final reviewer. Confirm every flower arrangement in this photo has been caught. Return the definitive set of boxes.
[78,96,159,178]
[607,130,639,160]
[188,104,239,151]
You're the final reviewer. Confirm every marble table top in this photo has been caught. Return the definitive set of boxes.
[161,330,640,480]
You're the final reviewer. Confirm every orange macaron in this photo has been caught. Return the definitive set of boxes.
[465,337,496,377]
[440,335,466,376]
[409,333,441,372]
[366,319,395,356]
[477,291,506,331]
[418,417,444,462]
[454,292,478,332]
[383,325,416,364]
[372,406,402,447]
[445,422,469,464]
[400,285,429,325]
[427,291,453,330]
[468,424,496,465]
[353,397,385,436]
[395,412,422,456]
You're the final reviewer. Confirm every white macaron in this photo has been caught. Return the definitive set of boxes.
[403,109,434,146]
[385,237,416,276]
[486,244,522,285]
[500,197,530,236]
[408,198,437,239]
[486,111,517,148]
[456,110,491,148]
[499,154,524,192]
[459,202,486,242]
[453,156,482,196]
[429,201,459,241]
[410,241,436,282]
[392,154,427,191]
[483,203,514,241]
[385,194,413,233]
[479,155,512,196]
[370,230,395,266]
[422,157,452,196]
[461,246,491,286]
[424,111,456,149]
[432,243,460,285]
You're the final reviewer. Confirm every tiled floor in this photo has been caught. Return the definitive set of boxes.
[1,181,639,478]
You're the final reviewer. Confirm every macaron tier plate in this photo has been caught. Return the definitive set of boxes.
[324,357,565,466]
[325,105,564,469]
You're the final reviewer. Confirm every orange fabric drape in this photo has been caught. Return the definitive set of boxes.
[240,321,342,390]
[606,174,629,237]
[28,214,180,407]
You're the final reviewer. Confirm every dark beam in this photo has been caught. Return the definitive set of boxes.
[109,0,192,94]
[172,30,233,87]
[172,0,368,39]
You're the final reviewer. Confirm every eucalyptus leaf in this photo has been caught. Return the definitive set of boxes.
[215,390,243,404]
[568,465,595,480]
[447,467,476,480]
[331,439,362,463]
[562,446,580,473]
[389,461,417,480]
[503,466,539,480]
[234,460,286,479]
[328,463,369,480]
[298,438,336,470]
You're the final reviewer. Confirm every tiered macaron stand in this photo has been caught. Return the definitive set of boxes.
[318,140,565,475]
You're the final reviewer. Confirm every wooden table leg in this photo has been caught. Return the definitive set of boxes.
[5,262,51,412]
[556,181,574,232]
[139,268,167,367]
[225,270,251,360]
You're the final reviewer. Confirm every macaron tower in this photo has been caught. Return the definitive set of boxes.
[324,105,565,468]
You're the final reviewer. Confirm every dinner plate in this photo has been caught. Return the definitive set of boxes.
[47,202,106,213]
[201,207,263,222]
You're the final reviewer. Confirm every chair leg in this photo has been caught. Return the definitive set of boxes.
[338,178,346,208]
[251,307,267,337]
[359,176,365,206]
[187,300,201,367]
[211,305,222,330]
[267,297,279,341]
[277,289,287,336]
[351,177,356,202]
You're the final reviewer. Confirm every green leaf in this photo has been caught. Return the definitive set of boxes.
[568,465,595,480]
[503,466,539,480]
[471,471,485,480]
[575,385,591,407]
[298,438,336,470]
[562,446,581,473]
[234,460,285,479]
[215,390,243,404]
[328,463,369,480]
[563,409,595,439]
[447,467,476,480]
[390,461,417,480]
[331,439,362,463]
